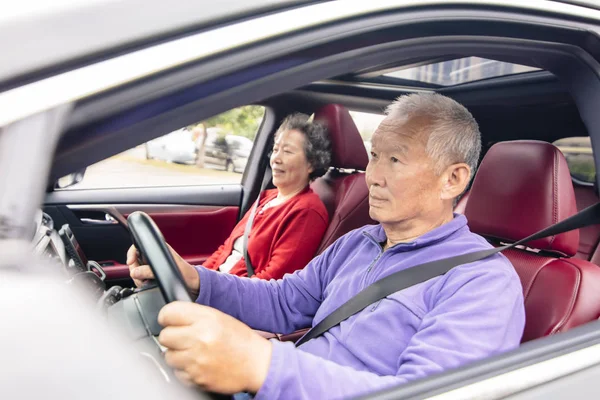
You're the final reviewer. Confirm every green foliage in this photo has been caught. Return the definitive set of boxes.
[568,157,596,183]
[189,106,265,140]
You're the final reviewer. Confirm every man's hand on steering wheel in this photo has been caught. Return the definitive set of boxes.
[158,302,273,395]
[126,244,200,298]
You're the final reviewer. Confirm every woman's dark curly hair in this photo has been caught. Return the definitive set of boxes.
[276,113,332,181]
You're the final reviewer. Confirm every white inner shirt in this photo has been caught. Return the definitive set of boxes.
[218,236,245,273]
[216,196,284,273]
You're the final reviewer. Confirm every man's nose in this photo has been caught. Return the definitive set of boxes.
[366,161,385,187]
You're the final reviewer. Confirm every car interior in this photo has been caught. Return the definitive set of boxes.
[13,2,600,397]
[38,54,600,344]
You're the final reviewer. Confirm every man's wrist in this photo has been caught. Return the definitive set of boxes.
[186,265,200,299]
[246,336,273,393]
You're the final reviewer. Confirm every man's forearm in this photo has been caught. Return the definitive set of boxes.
[255,341,404,400]
[194,266,315,333]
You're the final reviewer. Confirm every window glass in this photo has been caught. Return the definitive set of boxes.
[348,111,385,157]
[61,106,265,189]
[554,137,596,183]
[383,57,541,86]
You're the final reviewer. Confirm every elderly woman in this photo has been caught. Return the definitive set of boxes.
[128,114,331,281]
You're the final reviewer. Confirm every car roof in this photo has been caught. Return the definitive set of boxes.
[558,0,600,10]
[0,0,313,86]
[5,0,599,90]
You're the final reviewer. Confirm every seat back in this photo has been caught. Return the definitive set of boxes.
[456,184,600,263]
[464,140,600,342]
[311,104,375,254]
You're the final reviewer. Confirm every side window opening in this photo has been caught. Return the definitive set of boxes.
[554,137,596,184]
[348,110,386,158]
[59,106,265,190]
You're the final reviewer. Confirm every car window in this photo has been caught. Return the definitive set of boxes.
[554,136,596,184]
[61,106,265,190]
[348,110,386,157]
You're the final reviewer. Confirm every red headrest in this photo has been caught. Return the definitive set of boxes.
[465,140,579,256]
[314,104,369,170]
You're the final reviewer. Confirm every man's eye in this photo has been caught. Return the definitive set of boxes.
[284,150,293,154]
[370,152,377,158]
[391,157,399,163]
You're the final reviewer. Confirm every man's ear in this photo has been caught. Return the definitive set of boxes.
[440,163,471,201]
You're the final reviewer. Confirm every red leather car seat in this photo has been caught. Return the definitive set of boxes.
[456,178,600,264]
[464,140,600,342]
[311,104,376,254]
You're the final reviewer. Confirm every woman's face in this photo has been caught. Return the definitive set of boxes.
[270,129,313,194]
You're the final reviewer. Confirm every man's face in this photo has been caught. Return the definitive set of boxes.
[366,117,444,226]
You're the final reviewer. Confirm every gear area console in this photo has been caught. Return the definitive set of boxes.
[32,210,115,302]
[30,211,212,396]
[33,210,159,315]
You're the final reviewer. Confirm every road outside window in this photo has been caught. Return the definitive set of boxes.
[59,106,265,190]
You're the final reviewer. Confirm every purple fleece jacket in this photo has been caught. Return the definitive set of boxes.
[195,215,525,399]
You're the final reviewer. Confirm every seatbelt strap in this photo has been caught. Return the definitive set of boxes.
[296,202,600,347]
[242,169,272,277]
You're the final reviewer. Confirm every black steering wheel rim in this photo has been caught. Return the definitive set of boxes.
[127,211,192,303]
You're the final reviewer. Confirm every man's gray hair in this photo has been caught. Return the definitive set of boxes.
[385,93,481,180]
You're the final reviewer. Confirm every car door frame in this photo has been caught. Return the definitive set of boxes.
[5,0,600,397]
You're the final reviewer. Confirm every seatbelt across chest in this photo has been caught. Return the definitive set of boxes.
[242,169,272,277]
[296,202,600,347]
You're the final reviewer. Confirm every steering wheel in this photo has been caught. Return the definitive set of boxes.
[127,211,192,303]
[107,212,227,400]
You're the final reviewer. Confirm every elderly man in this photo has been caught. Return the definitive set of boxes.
[128,93,525,399]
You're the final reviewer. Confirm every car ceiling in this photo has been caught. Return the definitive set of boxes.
[267,71,585,149]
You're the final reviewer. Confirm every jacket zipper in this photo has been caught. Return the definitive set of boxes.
[366,252,382,273]
[362,232,385,287]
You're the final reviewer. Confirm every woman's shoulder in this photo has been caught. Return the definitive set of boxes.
[291,188,329,218]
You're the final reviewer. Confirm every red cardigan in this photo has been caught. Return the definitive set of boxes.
[202,187,329,279]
